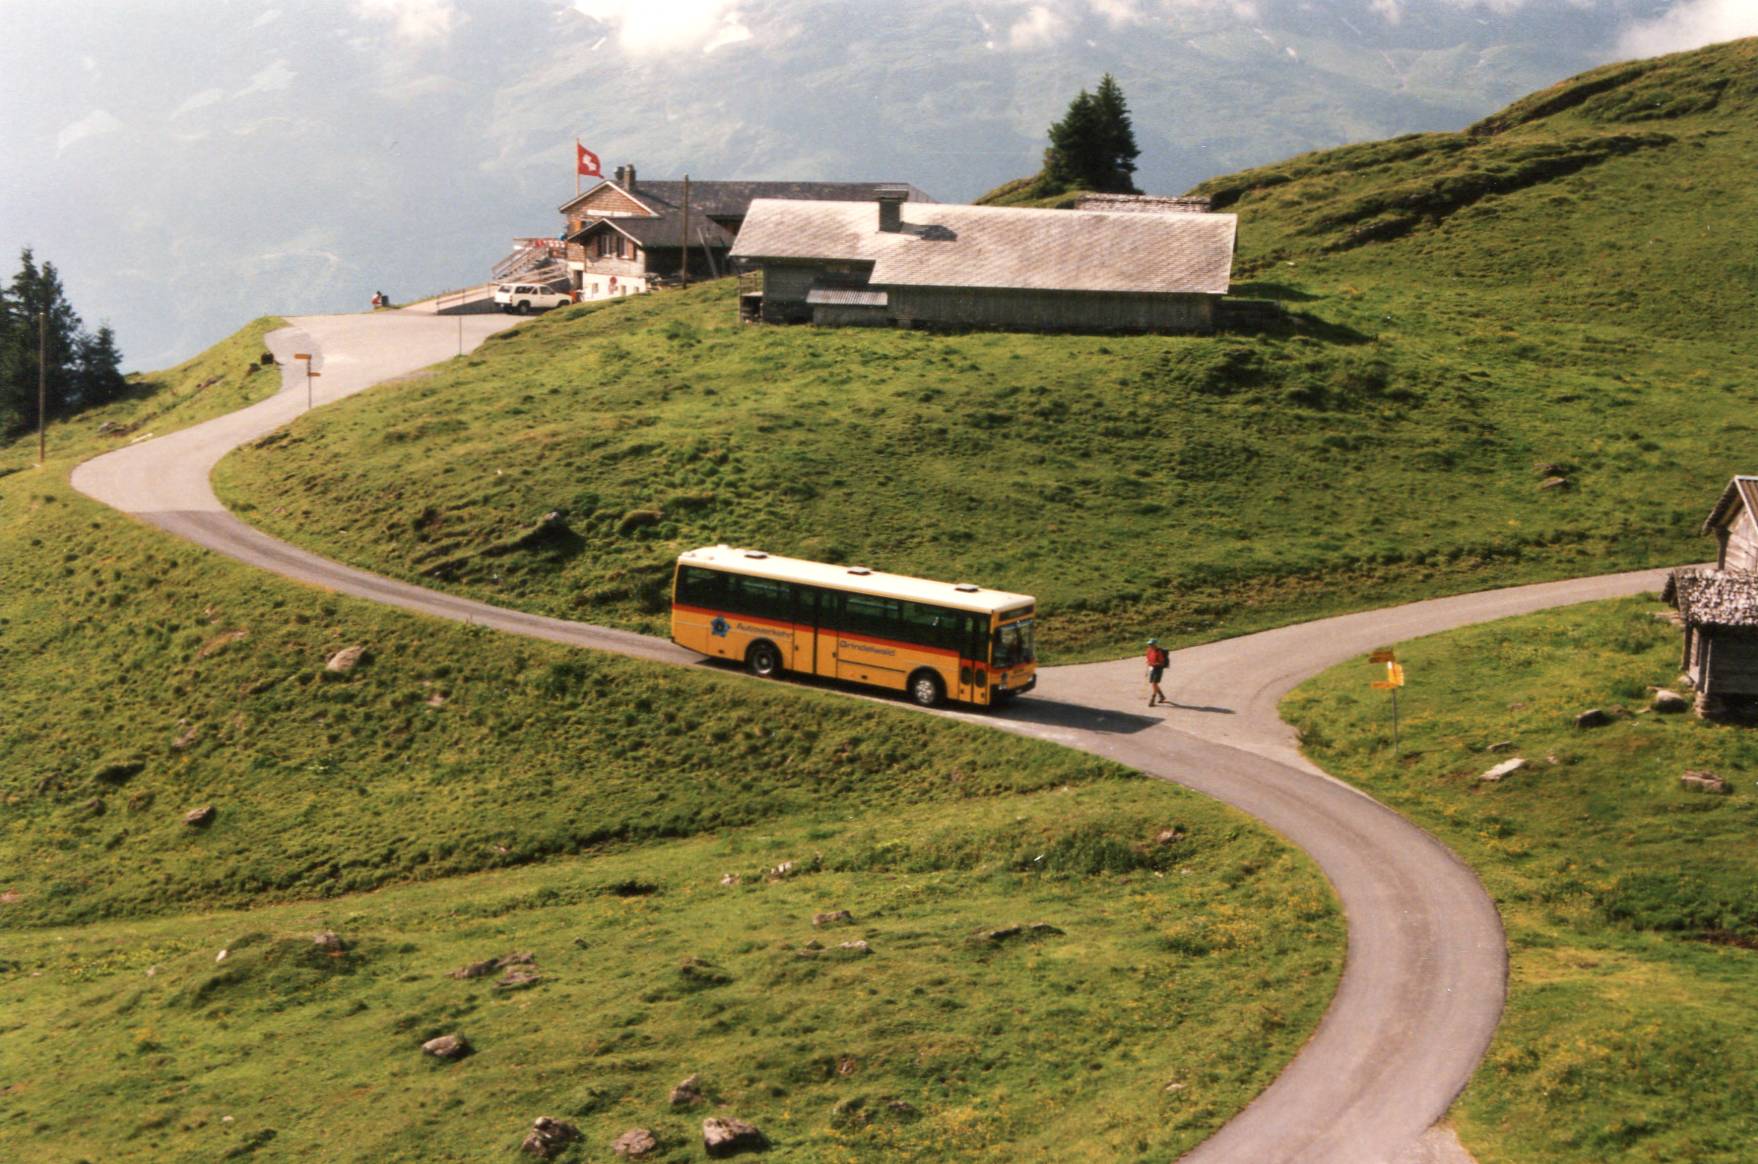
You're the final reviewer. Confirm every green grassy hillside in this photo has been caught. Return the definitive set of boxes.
[1284,596,1758,1162]
[0,323,1341,1159]
[215,40,1758,662]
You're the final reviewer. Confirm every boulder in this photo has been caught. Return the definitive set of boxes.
[422,1034,471,1060]
[1538,476,1569,491]
[325,645,368,674]
[1681,769,1729,794]
[669,1074,704,1107]
[835,940,872,957]
[184,804,217,828]
[521,1117,580,1159]
[612,1128,658,1158]
[450,951,535,980]
[1651,689,1690,713]
[1479,758,1527,783]
[496,969,541,991]
[702,1117,765,1158]
[312,930,345,951]
[1154,828,1186,846]
[767,860,796,880]
[719,873,742,887]
[812,910,853,929]
[1574,708,1610,729]
[1485,740,1516,753]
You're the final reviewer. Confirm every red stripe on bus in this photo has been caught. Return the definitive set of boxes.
[673,603,965,662]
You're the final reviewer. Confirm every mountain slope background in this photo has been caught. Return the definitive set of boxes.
[212,38,1758,661]
[4,0,1745,368]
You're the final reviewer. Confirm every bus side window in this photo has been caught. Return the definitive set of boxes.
[678,566,725,607]
[730,574,793,623]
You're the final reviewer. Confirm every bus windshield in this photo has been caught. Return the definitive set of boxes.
[993,619,1036,668]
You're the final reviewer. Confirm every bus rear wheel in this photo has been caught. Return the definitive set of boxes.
[746,641,782,678]
[908,670,945,708]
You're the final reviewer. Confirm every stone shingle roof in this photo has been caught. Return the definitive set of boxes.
[1666,567,1758,629]
[1702,475,1758,535]
[729,199,1237,295]
[575,210,735,249]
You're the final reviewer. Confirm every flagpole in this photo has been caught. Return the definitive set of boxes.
[575,139,581,198]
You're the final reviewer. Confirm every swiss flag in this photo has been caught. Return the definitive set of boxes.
[577,142,602,178]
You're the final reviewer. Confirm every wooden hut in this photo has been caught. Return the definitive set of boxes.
[1666,476,1758,715]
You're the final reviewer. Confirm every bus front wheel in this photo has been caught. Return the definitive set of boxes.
[908,670,945,708]
[746,641,782,678]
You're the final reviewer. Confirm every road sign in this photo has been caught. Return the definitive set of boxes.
[1368,649,1396,664]
[293,352,312,360]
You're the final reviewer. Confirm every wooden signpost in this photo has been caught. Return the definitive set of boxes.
[293,352,320,410]
[1369,649,1405,755]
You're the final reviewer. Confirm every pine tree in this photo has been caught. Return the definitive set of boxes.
[0,248,90,433]
[76,324,127,408]
[1043,75,1142,195]
[1092,74,1141,194]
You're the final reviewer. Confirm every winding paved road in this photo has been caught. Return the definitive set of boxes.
[71,311,1671,1164]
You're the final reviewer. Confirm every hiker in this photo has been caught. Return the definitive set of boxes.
[370,291,383,309]
[1145,639,1169,707]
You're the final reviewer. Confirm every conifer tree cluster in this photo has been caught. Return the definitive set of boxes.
[0,248,126,436]
[1044,74,1141,195]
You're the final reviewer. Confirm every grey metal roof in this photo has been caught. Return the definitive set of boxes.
[1666,567,1758,629]
[1702,475,1758,535]
[806,288,889,307]
[730,199,1237,295]
[632,181,933,219]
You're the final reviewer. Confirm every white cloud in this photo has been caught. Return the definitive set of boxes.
[253,7,283,28]
[171,88,226,119]
[236,60,297,97]
[1616,0,1758,58]
[572,0,753,56]
[354,0,461,46]
[1009,5,1067,49]
[1371,0,1404,24]
[57,109,124,154]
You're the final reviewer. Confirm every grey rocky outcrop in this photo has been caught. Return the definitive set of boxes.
[1680,769,1729,794]
[325,645,368,673]
[612,1127,658,1157]
[521,1117,580,1159]
[1479,758,1527,783]
[703,1116,765,1157]
[422,1034,471,1060]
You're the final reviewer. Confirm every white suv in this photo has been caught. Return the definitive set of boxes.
[492,284,572,314]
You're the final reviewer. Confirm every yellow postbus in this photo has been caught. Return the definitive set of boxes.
[670,545,1037,707]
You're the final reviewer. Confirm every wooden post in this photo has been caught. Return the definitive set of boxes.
[679,174,690,287]
[37,311,47,466]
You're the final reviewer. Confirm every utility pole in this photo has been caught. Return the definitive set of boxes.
[37,311,47,466]
[679,174,690,287]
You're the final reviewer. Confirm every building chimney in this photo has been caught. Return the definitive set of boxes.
[613,165,627,186]
[876,186,908,233]
[624,164,636,189]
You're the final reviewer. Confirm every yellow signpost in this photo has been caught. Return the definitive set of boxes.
[293,352,320,410]
[1368,651,1405,754]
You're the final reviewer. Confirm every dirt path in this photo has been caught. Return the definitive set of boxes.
[70,311,1669,1163]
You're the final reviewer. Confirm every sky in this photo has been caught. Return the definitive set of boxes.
[2,0,1754,370]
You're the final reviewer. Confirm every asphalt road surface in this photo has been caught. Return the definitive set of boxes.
[71,310,1671,1163]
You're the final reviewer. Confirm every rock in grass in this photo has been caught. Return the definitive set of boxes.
[612,1127,659,1157]
[325,645,368,673]
[1538,476,1569,490]
[702,1116,765,1158]
[1154,828,1186,846]
[422,1034,471,1060]
[1681,769,1729,794]
[449,951,535,980]
[835,940,872,957]
[1485,740,1516,753]
[1651,689,1690,713]
[184,804,217,828]
[521,1116,580,1159]
[1479,758,1527,783]
[496,968,541,990]
[812,910,853,928]
[1574,708,1610,729]
[669,1074,704,1107]
[313,930,346,951]
[979,923,1064,944]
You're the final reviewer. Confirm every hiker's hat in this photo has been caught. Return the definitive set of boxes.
[1146,638,1158,645]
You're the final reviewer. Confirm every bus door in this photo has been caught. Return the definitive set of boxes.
[958,613,989,704]
[813,589,840,678]
[791,586,818,673]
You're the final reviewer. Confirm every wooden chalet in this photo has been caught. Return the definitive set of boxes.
[1666,475,1758,715]
[728,189,1237,332]
[557,165,932,302]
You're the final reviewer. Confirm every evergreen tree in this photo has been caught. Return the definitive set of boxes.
[0,248,109,434]
[76,324,127,408]
[1043,75,1141,195]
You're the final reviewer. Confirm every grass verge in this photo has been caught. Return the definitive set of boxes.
[1283,595,1758,1162]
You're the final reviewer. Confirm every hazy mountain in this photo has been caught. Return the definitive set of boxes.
[2,0,1746,369]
